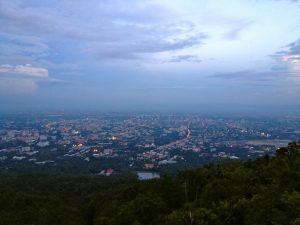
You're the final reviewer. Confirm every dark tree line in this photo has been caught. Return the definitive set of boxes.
[1,141,300,225]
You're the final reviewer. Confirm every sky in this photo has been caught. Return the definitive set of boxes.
[0,0,300,113]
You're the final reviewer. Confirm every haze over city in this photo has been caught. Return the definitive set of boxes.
[1,0,300,113]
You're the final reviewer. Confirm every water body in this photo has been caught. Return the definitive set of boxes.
[137,171,160,180]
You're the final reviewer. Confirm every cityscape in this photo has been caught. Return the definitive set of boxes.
[1,113,300,178]
[1,0,300,223]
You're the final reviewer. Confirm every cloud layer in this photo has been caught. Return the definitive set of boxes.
[1,0,300,111]
[0,64,48,77]
[0,64,50,93]
[0,0,208,60]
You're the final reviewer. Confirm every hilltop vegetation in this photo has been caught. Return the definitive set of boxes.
[0,141,300,225]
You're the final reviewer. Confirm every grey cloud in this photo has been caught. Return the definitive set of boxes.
[271,38,300,75]
[0,64,48,78]
[224,21,253,40]
[212,70,254,80]
[285,39,300,55]
[0,1,208,60]
[86,33,207,59]
[196,12,253,40]
[0,63,65,93]
[0,35,48,60]
[211,70,295,82]
[0,77,38,93]
[167,55,202,63]
[272,38,300,59]
[59,0,174,23]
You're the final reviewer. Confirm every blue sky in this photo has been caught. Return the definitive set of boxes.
[0,0,300,112]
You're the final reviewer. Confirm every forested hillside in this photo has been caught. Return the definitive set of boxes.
[1,141,300,225]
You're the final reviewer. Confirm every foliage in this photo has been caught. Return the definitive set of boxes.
[1,141,300,225]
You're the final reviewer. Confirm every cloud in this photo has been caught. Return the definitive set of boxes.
[223,20,253,40]
[210,69,295,82]
[0,64,60,93]
[0,77,38,93]
[0,64,48,77]
[0,65,13,73]
[0,1,208,60]
[272,38,300,77]
[167,55,202,63]
[212,70,254,80]
[0,34,49,66]
[15,64,48,77]
[285,39,300,55]
[85,32,208,59]
[0,35,48,56]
